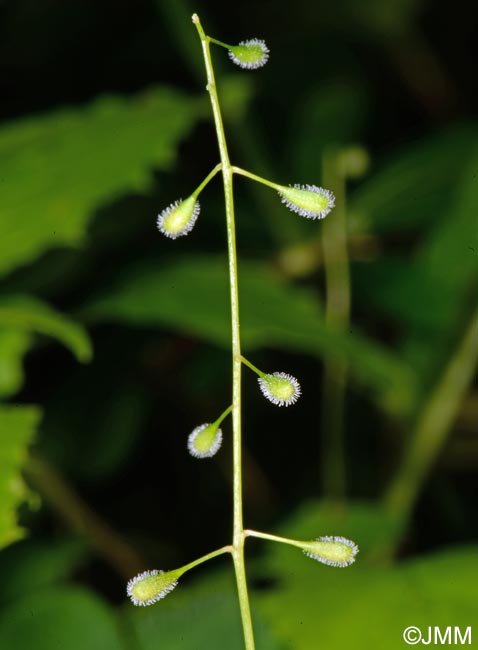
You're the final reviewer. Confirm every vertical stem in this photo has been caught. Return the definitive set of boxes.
[192,14,255,650]
[320,152,350,502]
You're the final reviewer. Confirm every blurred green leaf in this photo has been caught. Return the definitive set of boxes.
[416,154,477,308]
[0,86,203,276]
[41,369,148,480]
[257,501,478,650]
[0,586,125,650]
[0,405,40,549]
[353,152,478,383]
[0,294,92,363]
[0,329,32,398]
[127,569,283,650]
[354,257,453,334]
[259,546,478,650]
[349,125,478,234]
[85,255,417,413]
[0,538,87,606]
[219,74,256,124]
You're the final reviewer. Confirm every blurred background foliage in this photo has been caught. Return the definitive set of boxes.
[0,0,477,648]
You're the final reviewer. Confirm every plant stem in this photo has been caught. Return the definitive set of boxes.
[192,162,222,197]
[216,403,233,425]
[182,545,232,572]
[232,165,281,191]
[245,528,304,550]
[157,0,299,246]
[208,36,233,50]
[239,355,265,378]
[193,14,255,650]
[320,151,350,502]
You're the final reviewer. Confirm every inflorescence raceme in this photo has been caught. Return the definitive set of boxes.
[128,15,358,650]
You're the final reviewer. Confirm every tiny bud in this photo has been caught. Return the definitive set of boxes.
[188,422,223,458]
[228,39,269,70]
[279,184,335,219]
[258,372,301,407]
[157,196,200,239]
[302,536,358,568]
[127,569,182,606]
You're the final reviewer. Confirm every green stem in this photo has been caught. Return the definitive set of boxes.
[193,14,255,650]
[208,36,234,50]
[182,545,232,572]
[156,0,298,246]
[245,528,305,550]
[232,165,282,191]
[216,404,233,425]
[239,355,265,378]
[320,151,351,502]
[192,163,222,197]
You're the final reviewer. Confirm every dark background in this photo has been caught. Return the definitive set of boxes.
[0,1,477,648]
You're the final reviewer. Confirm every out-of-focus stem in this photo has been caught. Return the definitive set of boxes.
[384,315,478,535]
[320,151,351,502]
[25,456,145,580]
[385,27,459,120]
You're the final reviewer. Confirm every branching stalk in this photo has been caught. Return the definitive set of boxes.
[232,166,282,191]
[193,162,222,196]
[128,13,357,645]
[181,546,232,572]
[245,528,305,549]
[193,14,255,650]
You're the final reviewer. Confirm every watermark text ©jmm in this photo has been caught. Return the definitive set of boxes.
[403,626,472,645]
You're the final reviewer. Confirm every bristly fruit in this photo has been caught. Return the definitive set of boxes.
[187,422,223,458]
[228,39,269,70]
[278,184,335,219]
[157,196,200,239]
[127,569,182,606]
[258,372,301,407]
[302,536,358,567]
